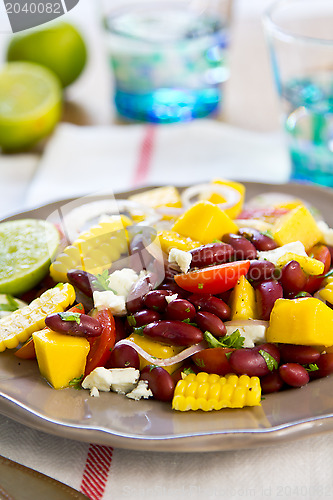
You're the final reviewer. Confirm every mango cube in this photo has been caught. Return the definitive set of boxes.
[33,329,90,389]
[158,230,201,255]
[266,297,333,346]
[276,252,325,275]
[172,201,238,245]
[128,186,182,209]
[272,204,323,250]
[229,276,257,320]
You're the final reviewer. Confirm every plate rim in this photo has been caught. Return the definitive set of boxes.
[2,180,333,452]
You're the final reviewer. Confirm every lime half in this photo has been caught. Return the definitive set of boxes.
[0,62,62,151]
[0,219,60,296]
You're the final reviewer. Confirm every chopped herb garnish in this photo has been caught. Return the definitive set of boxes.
[59,312,81,325]
[324,269,333,278]
[212,239,222,243]
[92,270,117,293]
[294,291,309,298]
[133,325,146,336]
[304,363,319,372]
[198,283,204,289]
[185,307,191,313]
[127,315,137,327]
[68,375,83,389]
[259,350,278,371]
[204,329,245,349]
[181,318,197,326]
[182,367,196,375]
[194,358,205,368]
[260,229,274,239]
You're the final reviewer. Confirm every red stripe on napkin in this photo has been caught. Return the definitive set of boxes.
[131,125,156,187]
[80,444,113,500]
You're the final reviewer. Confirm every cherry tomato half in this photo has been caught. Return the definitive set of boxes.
[192,347,234,375]
[84,309,116,376]
[304,244,331,294]
[174,260,250,294]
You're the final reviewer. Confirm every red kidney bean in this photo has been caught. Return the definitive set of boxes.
[143,290,174,313]
[143,320,203,346]
[158,282,189,299]
[45,312,102,337]
[310,353,333,379]
[188,294,231,321]
[253,343,281,364]
[229,348,270,377]
[280,261,307,295]
[165,299,196,321]
[114,317,128,342]
[238,228,278,251]
[279,363,310,387]
[126,309,161,329]
[256,280,283,320]
[222,233,257,260]
[126,273,153,313]
[279,344,320,365]
[246,260,276,284]
[67,269,95,297]
[106,344,140,370]
[189,242,234,268]
[140,365,175,402]
[260,371,284,394]
[195,311,226,337]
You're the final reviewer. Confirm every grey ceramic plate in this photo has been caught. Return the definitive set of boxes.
[1,181,333,453]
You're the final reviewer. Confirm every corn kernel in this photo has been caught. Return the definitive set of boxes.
[172,372,261,411]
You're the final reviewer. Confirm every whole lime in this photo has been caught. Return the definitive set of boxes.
[0,62,62,151]
[6,22,87,88]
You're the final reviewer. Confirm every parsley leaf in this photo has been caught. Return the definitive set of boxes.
[182,367,196,376]
[304,363,319,372]
[59,312,81,325]
[260,229,274,239]
[259,350,278,371]
[182,318,197,326]
[204,330,245,349]
[68,375,83,389]
[92,270,117,293]
[127,315,137,327]
[133,325,146,336]
[294,291,309,298]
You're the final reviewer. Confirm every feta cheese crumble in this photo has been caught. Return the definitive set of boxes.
[165,293,178,304]
[257,241,307,266]
[90,387,100,397]
[82,367,140,394]
[93,290,127,316]
[224,322,268,348]
[107,268,139,297]
[168,248,192,273]
[126,380,153,400]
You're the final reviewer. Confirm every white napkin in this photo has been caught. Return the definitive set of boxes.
[25,121,290,208]
[2,411,333,500]
[0,154,39,218]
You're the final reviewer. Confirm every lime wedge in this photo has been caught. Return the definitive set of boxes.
[0,219,60,296]
[0,62,62,151]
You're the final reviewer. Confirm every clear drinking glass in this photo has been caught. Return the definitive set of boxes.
[101,0,232,123]
[263,0,333,187]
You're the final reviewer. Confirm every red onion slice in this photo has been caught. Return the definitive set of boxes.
[115,339,207,367]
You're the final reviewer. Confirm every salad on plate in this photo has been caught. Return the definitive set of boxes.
[1,179,333,413]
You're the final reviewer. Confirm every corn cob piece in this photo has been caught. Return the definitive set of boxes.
[319,281,333,305]
[0,283,75,352]
[158,230,201,255]
[50,216,132,283]
[172,372,261,411]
